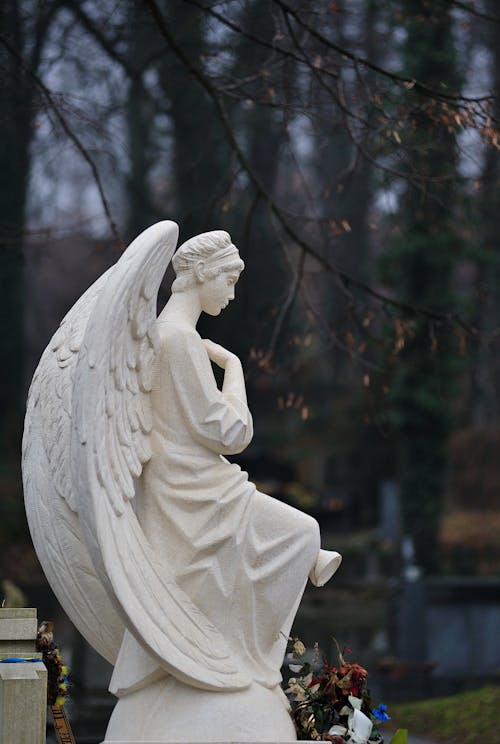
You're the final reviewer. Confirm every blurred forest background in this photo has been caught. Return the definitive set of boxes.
[1,0,500,596]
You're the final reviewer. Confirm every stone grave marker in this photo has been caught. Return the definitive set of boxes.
[0,607,47,744]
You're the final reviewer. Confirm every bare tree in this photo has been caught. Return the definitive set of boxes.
[2,0,500,574]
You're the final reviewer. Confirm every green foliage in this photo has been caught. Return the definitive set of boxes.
[390,686,500,744]
[379,230,463,307]
[398,0,462,88]
[380,232,463,570]
[377,0,465,573]
[389,731,407,744]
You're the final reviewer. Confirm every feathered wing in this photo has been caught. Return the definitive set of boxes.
[72,221,250,691]
[23,267,124,664]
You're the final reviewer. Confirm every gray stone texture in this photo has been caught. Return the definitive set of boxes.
[0,608,47,744]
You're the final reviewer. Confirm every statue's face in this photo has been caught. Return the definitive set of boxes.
[198,269,240,316]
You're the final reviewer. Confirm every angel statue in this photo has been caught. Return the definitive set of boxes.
[23,221,341,743]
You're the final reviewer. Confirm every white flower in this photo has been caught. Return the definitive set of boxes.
[348,708,373,744]
[328,724,347,737]
[348,695,362,710]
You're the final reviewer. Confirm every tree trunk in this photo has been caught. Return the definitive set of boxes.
[125,2,158,241]
[157,3,229,243]
[0,3,35,456]
[468,0,500,425]
[383,0,461,573]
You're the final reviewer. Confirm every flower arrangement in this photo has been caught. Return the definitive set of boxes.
[36,620,70,707]
[284,638,406,744]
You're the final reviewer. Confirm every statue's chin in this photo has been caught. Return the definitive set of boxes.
[204,307,223,316]
[104,677,297,743]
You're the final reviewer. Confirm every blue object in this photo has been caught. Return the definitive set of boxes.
[0,657,42,663]
[373,703,391,722]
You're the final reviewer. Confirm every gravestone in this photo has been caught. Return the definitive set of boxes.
[0,607,47,744]
[426,577,500,677]
[379,479,401,542]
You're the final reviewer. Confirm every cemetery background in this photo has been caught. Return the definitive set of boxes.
[1,1,500,742]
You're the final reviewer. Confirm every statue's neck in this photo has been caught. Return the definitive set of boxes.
[158,290,201,328]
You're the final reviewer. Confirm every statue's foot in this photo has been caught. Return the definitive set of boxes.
[309,549,342,587]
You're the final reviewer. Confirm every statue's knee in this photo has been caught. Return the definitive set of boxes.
[304,516,320,558]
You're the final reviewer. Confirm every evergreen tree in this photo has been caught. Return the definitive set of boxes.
[380,0,463,572]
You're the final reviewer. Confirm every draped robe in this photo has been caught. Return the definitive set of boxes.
[110,321,320,696]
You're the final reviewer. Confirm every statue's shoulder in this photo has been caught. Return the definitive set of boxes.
[157,320,202,351]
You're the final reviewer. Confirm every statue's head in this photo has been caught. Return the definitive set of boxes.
[172,230,244,315]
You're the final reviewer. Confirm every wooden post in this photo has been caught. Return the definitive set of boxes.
[0,608,47,744]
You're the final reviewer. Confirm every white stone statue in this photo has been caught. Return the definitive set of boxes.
[22,221,341,743]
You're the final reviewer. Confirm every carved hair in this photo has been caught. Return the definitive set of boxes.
[172,230,244,292]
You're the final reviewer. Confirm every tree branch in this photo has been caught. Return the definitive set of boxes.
[273,0,494,105]
[444,0,500,24]
[263,242,305,365]
[142,0,500,341]
[0,32,121,244]
[61,0,139,79]
[185,0,341,85]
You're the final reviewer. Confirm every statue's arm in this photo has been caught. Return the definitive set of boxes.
[165,329,253,454]
[203,339,247,406]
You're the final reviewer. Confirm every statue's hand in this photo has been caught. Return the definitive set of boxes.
[203,339,238,369]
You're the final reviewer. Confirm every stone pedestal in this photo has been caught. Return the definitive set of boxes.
[103,679,297,743]
[0,608,47,744]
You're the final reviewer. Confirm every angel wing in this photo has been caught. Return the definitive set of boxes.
[71,221,250,691]
[23,266,124,664]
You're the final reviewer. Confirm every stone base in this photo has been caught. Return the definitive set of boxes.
[103,678,297,743]
[0,609,47,744]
